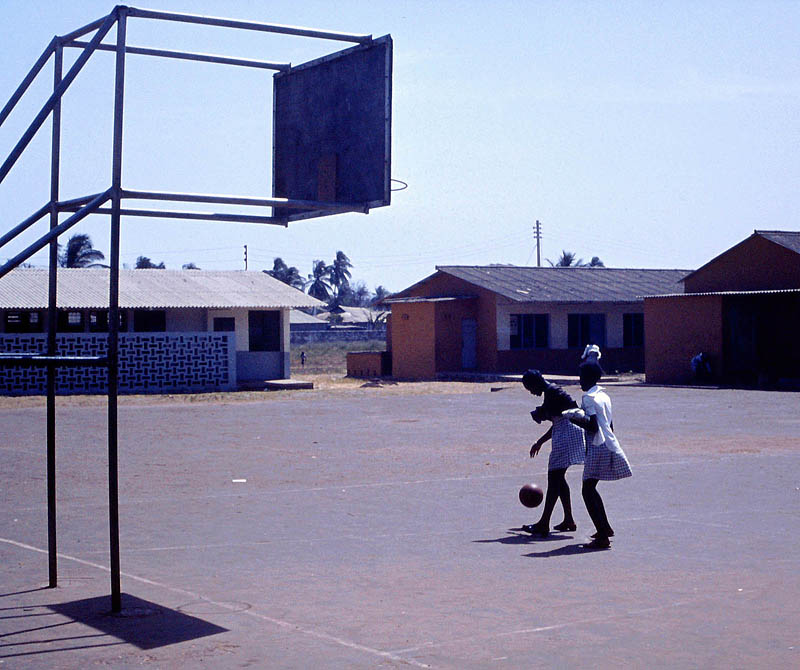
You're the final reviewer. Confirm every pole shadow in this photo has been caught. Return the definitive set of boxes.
[44,593,229,651]
[0,587,50,599]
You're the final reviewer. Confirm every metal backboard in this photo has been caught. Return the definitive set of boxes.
[272,35,392,221]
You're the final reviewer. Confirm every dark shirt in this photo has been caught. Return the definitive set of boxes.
[539,382,578,417]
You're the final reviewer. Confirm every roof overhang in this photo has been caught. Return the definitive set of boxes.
[384,295,476,304]
[641,288,800,299]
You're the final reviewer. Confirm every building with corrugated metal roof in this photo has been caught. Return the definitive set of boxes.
[382,266,689,379]
[644,230,800,387]
[0,269,322,394]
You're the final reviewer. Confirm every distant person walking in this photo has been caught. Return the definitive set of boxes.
[521,370,585,536]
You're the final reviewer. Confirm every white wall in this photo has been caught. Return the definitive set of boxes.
[166,308,206,332]
[496,301,641,350]
[206,308,291,355]
[207,308,250,351]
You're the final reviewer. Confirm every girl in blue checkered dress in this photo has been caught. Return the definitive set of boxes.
[521,370,586,536]
[564,362,632,549]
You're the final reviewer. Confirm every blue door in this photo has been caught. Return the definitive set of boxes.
[461,318,477,370]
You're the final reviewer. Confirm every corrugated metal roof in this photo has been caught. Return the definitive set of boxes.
[290,309,328,324]
[424,266,691,303]
[385,296,474,304]
[0,269,323,310]
[681,230,800,282]
[756,230,800,255]
[643,287,800,299]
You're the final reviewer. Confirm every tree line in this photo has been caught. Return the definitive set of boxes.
[52,235,392,309]
[265,251,392,309]
[51,234,604,309]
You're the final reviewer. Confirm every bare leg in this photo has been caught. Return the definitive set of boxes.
[555,472,576,529]
[535,468,566,529]
[582,478,612,539]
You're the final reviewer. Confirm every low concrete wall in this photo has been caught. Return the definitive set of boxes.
[236,351,289,382]
[291,329,386,345]
[0,332,236,395]
[346,351,391,378]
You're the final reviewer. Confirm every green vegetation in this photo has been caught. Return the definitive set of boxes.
[291,339,386,375]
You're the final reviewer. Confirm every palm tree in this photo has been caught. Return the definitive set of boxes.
[136,256,165,269]
[266,257,304,289]
[59,233,105,268]
[371,285,392,305]
[351,281,371,307]
[306,260,332,301]
[336,280,371,307]
[546,251,604,268]
[330,250,352,299]
[182,262,201,270]
[547,250,584,267]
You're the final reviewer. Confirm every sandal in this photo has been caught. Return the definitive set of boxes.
[522,523,549,536]
[583,536,611,550]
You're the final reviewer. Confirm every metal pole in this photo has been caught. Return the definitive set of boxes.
[121,188,368,212]
[0,191,111,278]
[46,42,63,589]
[535,220,542,267]
[126,7,372,44]
[0,203,51,249]
[65,40,291,72]
[0,37,57,128]
[0,12,116,186]
[59,14,115,43]
[58,205,289,226]
[108,7,127,614]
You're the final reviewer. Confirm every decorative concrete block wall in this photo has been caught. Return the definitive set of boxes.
[0,332,235,395]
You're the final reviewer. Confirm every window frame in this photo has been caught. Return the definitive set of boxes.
[623,312,645,347]
[509,313,549,350]
[568,313,606,349]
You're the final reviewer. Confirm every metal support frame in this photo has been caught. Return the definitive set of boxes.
[0,5,380,612]
[0,5,377,614]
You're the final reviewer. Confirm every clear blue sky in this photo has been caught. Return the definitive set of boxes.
[1,1,799,293]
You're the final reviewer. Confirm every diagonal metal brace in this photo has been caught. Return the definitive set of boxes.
[0,11,117,186]
[0,189,112,279]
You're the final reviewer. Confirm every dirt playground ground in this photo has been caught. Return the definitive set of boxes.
[1,381,798,668]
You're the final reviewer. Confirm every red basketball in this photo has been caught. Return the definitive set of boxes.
[519,483,544,508]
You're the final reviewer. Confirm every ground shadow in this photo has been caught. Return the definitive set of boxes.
[524,543,610,558]
[47,593,228,650]
[474,529,573,545]
[0,587,50,599]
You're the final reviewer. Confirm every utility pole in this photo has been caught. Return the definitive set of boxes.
[533,220,542,267]
[243,244,248,271]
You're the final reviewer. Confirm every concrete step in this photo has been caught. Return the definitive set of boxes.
[238,379,314,391]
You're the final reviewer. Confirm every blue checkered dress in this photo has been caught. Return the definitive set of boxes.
[548,415,586,470]
[583,439,632,481]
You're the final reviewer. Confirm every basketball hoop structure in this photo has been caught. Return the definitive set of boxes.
[0,5,393,612]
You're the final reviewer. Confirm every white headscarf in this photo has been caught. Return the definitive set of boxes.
[581,344,602,364]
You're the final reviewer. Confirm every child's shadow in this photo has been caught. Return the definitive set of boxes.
[525,543,607,557]
[473,529,572,546]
